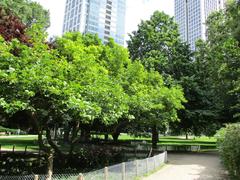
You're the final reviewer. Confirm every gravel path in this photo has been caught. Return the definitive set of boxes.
[144,152,228,180]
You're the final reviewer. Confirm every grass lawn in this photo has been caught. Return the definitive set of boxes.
[158,136,216,146]
[0,134,217,151]
[0,135,39,151]
[117,134,216,148]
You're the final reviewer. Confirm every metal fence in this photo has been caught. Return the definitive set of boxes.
[0,151,167,180]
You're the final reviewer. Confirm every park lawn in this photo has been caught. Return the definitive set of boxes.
[158,136,216,148]
[158,136,216,145]
[0,134,217,151]
[0,135,39,151]
[119,134,216,142]
[118,134,217,148]
[118,134,151,141]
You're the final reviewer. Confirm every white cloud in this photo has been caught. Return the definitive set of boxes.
[33,0,174,41]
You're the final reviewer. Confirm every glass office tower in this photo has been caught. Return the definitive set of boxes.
[63,0,126,46]
[175,0,226,50]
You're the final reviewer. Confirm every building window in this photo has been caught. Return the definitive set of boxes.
[105,20,111,25]
[107,0,112,5]
[106,5,112,10]
[104,30,110,35]
[104,36,109,40]
[106,10,111,15]
[105,25,110,30]
[106,15,111,20]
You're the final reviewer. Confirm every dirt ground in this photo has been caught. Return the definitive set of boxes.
[144,152,228,180]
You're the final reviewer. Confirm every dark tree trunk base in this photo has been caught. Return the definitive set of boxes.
[152,125,159,150]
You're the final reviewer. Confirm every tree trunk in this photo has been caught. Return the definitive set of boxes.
[46,151,54,180]
[104,134,109,141]
[152,125,159,150]
[85,129,91,141]
[64,127,70,143]
[29,112,56,178]
[112,132,120,143]
[69,122,80,156]
[54,124,58,140]
[186,131,188,140]
[80,127,90,142]
[46,127,65,156]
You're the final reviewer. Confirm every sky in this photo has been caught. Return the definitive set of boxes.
[33,0,174,40]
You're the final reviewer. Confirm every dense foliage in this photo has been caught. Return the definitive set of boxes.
[0,0,50,28]
[195,1,240,127]
[0,0,239,176]
[216,123,240,179]
[127,10,210,138]
[0,21,185,173]
[0,7,29,43]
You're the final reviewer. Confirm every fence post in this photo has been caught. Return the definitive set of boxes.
[135,160,138,177]
[146,158,149,173]
[34,175,39,180]
[104,167,108,180]
[164,151,168,163]
[122,162,126,180]
[77,173,84,180]
[154,156,156,169]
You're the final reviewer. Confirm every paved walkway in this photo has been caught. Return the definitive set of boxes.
[144,152,228,180]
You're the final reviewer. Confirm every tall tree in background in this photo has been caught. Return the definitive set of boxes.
[127,11,187,77]
[174,0,240,136]
[195,0,240,125]
[127,11,211,138]
[227,0,240,43]
[0,0,50,28]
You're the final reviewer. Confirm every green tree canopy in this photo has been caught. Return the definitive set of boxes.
[0,0,50,28]
[195,0,240,123]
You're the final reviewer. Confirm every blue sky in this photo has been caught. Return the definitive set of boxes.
[33,0,174,39]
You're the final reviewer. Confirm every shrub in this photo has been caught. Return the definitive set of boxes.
[215,123,240,179]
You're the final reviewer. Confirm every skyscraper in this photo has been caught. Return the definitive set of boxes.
[174,0,226,50]
[63,0,126,46]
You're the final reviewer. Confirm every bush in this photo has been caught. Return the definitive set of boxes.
[215,123,240,179]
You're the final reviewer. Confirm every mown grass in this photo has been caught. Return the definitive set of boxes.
[0,135,39,151]
[0,134,217,151]
[117,134,217,151]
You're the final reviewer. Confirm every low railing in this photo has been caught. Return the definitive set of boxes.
[0,151,167,180]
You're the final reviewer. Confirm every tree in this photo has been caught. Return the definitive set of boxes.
[194,1,240,125]
[118,60,185,148]
[0,0,50,28]
[226,0,240,43]
[0,7,29,43]
[127,11,208,138]
[0,20,185,175]
[98,38,186,147]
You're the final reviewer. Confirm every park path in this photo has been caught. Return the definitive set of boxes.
[144,152,228,180]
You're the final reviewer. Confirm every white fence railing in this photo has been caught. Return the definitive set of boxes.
[0,151,167,180]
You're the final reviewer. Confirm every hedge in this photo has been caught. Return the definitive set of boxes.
[215,123,240,179]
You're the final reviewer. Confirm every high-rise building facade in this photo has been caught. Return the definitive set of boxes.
[63,0,126,46]
[175,0,226,50]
